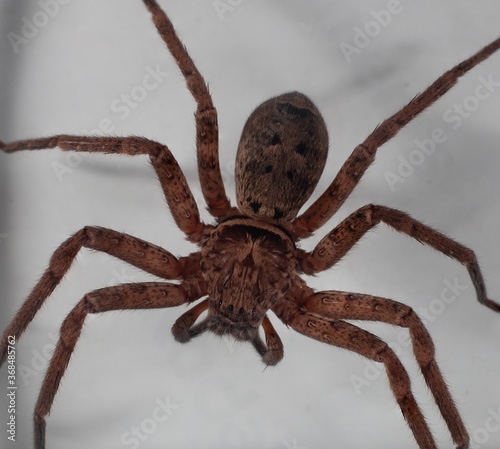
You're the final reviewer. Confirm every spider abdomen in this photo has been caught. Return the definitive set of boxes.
[235,92,328,223]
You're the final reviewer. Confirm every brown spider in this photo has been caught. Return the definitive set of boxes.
[1,1,500,448]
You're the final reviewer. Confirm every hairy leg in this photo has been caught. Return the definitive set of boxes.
[273,298,439,449]
[291,36,500,238]
[0,225,205,364]
[142,0,234,218]
[1,135,208,242]
[302,290,469,448]
[298,204,500,311]
[33,281,200,449]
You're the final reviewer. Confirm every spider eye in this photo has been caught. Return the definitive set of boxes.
[239,307,245,315]
[228,304,234,312]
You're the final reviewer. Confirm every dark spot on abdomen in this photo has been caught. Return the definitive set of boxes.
[270,134,281,145]
[277,102,313,119]
[273,208,284,220]
[295,142,308,156]
[250,201,262,213]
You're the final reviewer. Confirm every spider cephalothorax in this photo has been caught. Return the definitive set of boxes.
[1,1,499,448]
[190,217,295,364]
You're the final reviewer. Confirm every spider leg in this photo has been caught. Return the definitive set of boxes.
[298,204,500,311]
[1,135,208,242]
[32,281,200,449]
[291,36,500,239]
[0,225,205,365]
[303,290,469,449]
[142,0,235,219]
[273,298,439,449]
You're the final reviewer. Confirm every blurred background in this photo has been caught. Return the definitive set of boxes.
[1,1,499,448]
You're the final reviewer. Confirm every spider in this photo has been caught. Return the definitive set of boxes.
[1,1,499,448]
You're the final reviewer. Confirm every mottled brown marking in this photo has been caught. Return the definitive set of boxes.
[0,2,499,448]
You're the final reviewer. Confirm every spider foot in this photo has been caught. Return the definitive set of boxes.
[0,334,9,367]
[0,140,14,153]
[34,414,46,449]
[484,298,500,312]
